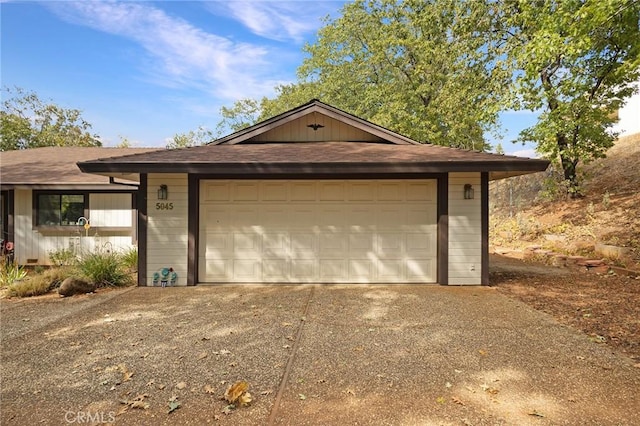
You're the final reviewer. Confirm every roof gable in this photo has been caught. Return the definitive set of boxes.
[212,100,419,146]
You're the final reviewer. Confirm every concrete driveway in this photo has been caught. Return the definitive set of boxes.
[1,285,639,425]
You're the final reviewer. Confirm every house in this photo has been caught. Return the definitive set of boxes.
[78,100,549,286]
[0,146,158,265]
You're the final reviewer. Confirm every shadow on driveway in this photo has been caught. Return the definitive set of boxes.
[2,285,639,425]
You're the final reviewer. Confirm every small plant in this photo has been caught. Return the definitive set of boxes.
[120,247,138,272]
[48,248,78,266]
[77,251,132,287]
[602,191,611,210]
[0,261,27,287]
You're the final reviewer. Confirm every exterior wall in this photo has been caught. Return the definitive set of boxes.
[251,115,384,143]
[146,173,188,286]
[13,189,134,265]
[448,172,482,285]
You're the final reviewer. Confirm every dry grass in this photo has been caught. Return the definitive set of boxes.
[6,267,71,298]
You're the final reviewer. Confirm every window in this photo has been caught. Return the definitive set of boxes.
[36,193,86,226]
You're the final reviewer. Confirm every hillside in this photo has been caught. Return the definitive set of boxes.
[490,133,640,270]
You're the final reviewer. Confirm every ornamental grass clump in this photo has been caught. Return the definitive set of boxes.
[77,251,133,288]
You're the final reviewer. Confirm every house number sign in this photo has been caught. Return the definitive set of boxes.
[155,202,174,210]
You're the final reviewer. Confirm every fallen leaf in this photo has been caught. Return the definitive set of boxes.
[176,382,187,390]
[281,322,293,327]
[445,382,452,388]
[260,390,273,396]
[201,336,211,341]
[220,349,232,355]
[478,349,487,356]
[140,353,149,359]
[224,381,251,406]
[167,399,181,414]
[119,364,134,383]
[222,405,235,415]
[286,335,295,341]
[451,396,465,406]
[299,394,306,400]
[130,400,150,410]
[204,385,216,394]
[146,380,155,387]
[197,352,208,360]
[436,396,446,404]
[454,369,463,374]
[156,384,166,390]
[528,410,545,418]
[120,394,150,410]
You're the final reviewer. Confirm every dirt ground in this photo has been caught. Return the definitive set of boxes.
[490,254,640,363]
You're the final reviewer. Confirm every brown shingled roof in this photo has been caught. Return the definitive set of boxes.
[78,142,549,180]
[0,146,160,188]
[75,101,549,180]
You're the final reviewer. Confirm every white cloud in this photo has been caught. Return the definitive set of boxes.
[46,1,291,100]
[507,148,539,158]
[207,1,335,43]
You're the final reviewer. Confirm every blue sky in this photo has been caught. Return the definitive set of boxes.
[1,1,539,155]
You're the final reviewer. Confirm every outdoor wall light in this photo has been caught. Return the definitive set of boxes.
[464,184,474,200]
[158,184,168,200]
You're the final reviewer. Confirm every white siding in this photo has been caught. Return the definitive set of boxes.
[146,173,188,286]
[13,189,134,265]
[89,193,132,227]
[448,173,482,285]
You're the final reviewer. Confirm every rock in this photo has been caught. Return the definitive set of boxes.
[595,243,631,259]
[58,277,96,297]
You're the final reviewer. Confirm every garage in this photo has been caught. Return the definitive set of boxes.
[199,179,437,283]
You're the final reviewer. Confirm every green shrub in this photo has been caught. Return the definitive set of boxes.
[77,251,133,287]
[7,267,72,297]
[48,248,78,266]
[0,262,27,287]
[120,247,138,272]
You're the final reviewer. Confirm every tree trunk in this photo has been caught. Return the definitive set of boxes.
[556,133,581,198]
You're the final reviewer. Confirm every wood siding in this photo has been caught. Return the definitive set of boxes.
[13,189,134,265]
[448,172,482,285]
[249,114,386,143]
[146,173,188,286]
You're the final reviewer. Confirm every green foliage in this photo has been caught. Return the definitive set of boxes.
[216,98,262,136]
[120,247,138,272]
[76,251,133,287]
[0,261,27,287]
[48,247,78,266]
[7,267,70,297]
[166,126,215,149]
[218,0,510,150]
[0,87,101,151]
[500,0,640,195]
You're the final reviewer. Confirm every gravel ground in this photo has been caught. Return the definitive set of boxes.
[2,283,639,425]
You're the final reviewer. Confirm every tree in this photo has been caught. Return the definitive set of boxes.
[166,126,215,149]
[219,0,511,150]
[501,0,640,196]
[1,87,100,151]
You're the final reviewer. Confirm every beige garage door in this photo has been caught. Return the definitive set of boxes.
[199,180,437,283]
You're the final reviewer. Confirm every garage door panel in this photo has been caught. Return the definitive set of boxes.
[407,233,436,256]
[262,233,288,257]
[200,180,437,283]
[348,259,375,281]
[263,259,288,280]
[377,259,404,281]
[233,260,260,281]
[290,233,317,258]
[406,259,435,281]
[291,259,316,279]
[320,259,347,280]
[319,233,347,256]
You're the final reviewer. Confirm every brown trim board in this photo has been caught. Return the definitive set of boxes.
[137,174,148,286]
[481,172,489,285]
[437,175,449,285]
[187,174,198,286]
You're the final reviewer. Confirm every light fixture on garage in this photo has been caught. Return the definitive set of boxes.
[158,184,168,200]
[464,184,474,200]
